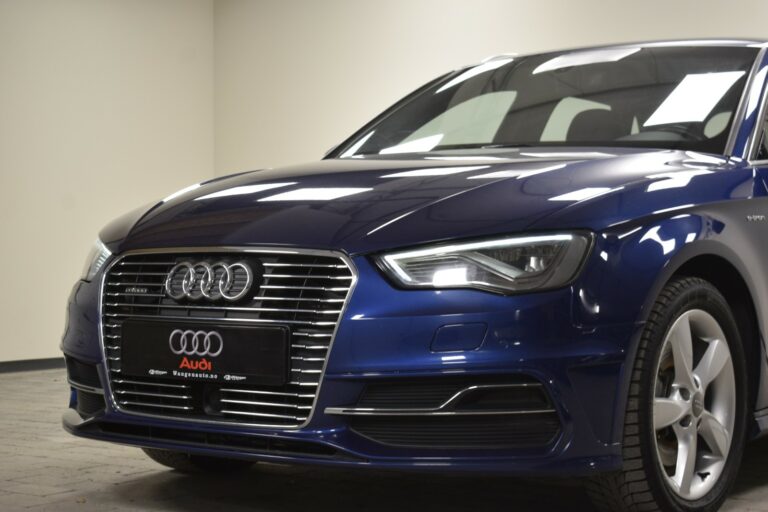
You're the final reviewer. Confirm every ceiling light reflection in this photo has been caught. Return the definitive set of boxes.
[367,210,416,236]
[683,151,727,165]
[425,156,508,161]
[163,183,201,203]
[436,58,513,93]
[652,204,695,215]
[644,71,745,126]
[640,226,676,255]
[382,165,489,178]
[549,187,622,202]
[617,226,642,239]
[746,67,768,116]
[468,164,566,180]
[646,170,711,192]
[339,130,375,158]
[380,134,444,155]
[533,48,640,74]
[259,188,372,202]
[578,288,600,314]
[195,182,296,201]
[521,151,613,159]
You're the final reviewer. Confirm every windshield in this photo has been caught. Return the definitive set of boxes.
[336,46,758,157]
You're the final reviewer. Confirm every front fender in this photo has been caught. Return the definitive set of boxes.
[572,200,768,443]
[575,206,766,328]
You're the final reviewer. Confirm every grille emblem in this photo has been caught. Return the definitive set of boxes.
[169,329,224,357]
[164,261,254,302]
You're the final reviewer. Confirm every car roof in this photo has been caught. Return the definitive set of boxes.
[482,39,768,63]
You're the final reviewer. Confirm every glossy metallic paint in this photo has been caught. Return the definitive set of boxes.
[62,40,768,475]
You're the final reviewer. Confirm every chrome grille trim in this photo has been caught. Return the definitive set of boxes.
[114,390,193,399]
[221,388,315,398]
[260,285,350,291]
[219,398,312,409]
[99,246,357,429]
[112,378,190,389]
[118,401,194,411]
[103,312,337,326]
[103,302,343,315]
[218,409,304,420]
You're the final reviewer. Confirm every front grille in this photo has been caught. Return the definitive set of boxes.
[101,249,354,428]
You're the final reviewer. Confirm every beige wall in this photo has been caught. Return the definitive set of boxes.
[0,0,214,361]
[2,0,767,362]
[213,0,768,175]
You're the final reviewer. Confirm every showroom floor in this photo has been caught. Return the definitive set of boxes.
[0,369,766,511]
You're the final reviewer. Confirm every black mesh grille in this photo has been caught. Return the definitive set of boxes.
[357,374,549,409]
[350,414,561,449]
[357,382,463,409]
[76,389,106,417]
[101,250,353,428]
[65,357,102,389]
[350,375,562,449]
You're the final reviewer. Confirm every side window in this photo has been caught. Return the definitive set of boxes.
[759,116,768,161]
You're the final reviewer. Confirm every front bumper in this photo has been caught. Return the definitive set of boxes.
[62,254,640,476]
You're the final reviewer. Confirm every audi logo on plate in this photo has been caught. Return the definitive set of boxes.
[168,329,224,357]
[164,261,254,302]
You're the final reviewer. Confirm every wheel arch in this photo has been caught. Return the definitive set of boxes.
[635,241,766,424]
[671,254,762,416]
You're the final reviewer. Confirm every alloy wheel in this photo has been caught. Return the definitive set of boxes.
[652,309,736,501]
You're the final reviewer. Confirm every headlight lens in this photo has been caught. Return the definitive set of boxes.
[81,239,112,282]
[377,233,592,294]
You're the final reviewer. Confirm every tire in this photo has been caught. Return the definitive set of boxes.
[586,277,748,512]
[142,448,254,474]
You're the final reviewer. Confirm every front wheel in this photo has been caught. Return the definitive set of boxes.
[587,277,747,512]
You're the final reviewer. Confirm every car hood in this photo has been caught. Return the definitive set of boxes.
[112,148,737,255]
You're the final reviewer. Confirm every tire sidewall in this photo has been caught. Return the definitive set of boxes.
[639,280,748,512]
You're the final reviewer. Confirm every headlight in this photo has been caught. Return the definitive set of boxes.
[377,233,592,294]
[81,239,112,282]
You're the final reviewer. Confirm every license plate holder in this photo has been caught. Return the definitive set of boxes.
[118,319,288,385]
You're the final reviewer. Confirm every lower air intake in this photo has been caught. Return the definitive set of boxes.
[344,374,562,449]
[350,414,561,449]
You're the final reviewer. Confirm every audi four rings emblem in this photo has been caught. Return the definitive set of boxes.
[164,261,254,302]
[169,329,224,357]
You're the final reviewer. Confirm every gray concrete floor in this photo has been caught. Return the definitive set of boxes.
[0,369,767,511]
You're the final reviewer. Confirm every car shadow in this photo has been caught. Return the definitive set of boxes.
[107,436,768,512]
[110,464,594,512]
[724,434,768,503]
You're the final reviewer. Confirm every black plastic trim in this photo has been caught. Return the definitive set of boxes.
[0,357,65,373]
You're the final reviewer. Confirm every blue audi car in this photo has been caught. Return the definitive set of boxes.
[63,40,768,512]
